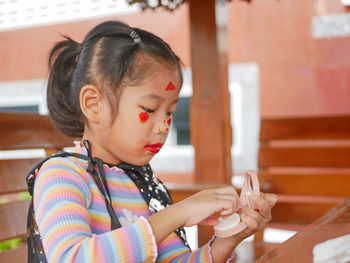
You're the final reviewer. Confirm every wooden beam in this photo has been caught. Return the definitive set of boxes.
[0,112,72,150]
[260,115,350,141]
[259,146,350,168]
[188,0,232,184]
[0,245,27,263]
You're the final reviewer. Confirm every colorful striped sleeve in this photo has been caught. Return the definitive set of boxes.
[157,228,234,262]
[33,157,158,263]
[157,233,212,262]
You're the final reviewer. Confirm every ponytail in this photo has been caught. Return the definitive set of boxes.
[47,36,84,137]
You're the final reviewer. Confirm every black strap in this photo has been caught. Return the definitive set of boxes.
[26,151,89,195]
[26,149,122,263]
[26,150,121,230]
[82,140,189,248]
[117,162,190,248]
[97,158,113,203]
[82,140,120,230]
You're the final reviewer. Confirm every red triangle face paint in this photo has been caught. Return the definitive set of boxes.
[165,81,176,91]
[139,112,149,123]
[167,118,172,126]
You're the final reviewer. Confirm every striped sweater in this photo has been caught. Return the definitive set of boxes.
[33,142,216,262]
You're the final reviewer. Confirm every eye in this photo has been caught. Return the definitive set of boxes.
[167,112,174,117]
[142,107,155,113]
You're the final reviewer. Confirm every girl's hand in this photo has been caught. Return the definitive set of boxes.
[233,192,278,241]
[175,186,239,227]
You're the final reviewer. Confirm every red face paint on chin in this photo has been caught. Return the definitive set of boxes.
[139,112,149,123]
[165,81,176,91]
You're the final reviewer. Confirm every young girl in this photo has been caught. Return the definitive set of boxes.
[28,21,277,263]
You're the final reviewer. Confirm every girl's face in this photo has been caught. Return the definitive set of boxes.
[94,66,181,166]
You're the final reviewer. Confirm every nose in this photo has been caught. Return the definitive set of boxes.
[154,117,171,135]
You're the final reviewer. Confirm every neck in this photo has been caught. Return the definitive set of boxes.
[82,130,122,165]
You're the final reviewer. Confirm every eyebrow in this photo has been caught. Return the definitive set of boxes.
[141,94,178,105]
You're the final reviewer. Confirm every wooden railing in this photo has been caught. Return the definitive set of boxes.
[0,112,72,262]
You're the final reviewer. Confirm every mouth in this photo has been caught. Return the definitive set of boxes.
[144,143,163,154]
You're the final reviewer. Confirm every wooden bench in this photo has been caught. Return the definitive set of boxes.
[165,115,350,252]
[259,115,350,230]
[244,114,350,259]
[0,112,72,262]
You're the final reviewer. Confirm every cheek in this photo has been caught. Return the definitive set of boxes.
[139,112,149,123]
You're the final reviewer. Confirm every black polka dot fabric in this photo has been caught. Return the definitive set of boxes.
[117,162,190,249]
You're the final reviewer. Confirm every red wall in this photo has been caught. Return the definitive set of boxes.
[0,5,190,81]
[228,0,350,117]
[1,0,350,117]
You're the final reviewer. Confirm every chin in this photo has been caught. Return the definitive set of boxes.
[124,155,153,167]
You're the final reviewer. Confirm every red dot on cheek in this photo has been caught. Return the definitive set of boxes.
[139,112,149,123]
[167,118,172,126]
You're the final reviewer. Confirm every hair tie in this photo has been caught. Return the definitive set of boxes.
[77,42,83,51]
[130,30,141,43]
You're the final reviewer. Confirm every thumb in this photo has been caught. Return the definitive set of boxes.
[263,193,278,207]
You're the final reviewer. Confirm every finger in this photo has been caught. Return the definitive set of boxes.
[252,197,272,220]
[216,195,239,210]
[220,204,235,216]
[215,198,236,216]
[221,208,234,216]
[261,193,278,207]
[199,216,219,226]
[241,213,259,231]
[212,186,239,198]
[240,207,261,223]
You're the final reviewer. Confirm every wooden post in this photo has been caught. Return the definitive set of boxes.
[188,0,232,246]
[188,0,232,184]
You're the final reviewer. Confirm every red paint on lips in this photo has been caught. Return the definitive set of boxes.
[144,143,163,153]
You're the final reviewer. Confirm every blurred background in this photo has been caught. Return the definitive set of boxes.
[1,0,350,176]
[1,0,350,258]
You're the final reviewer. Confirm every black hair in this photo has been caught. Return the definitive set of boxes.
[47,21,183,138]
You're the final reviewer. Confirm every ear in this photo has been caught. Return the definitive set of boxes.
[79,84,102,123]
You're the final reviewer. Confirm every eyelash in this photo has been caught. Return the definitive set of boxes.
[142,107,174,117]
[142,107,155,113]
